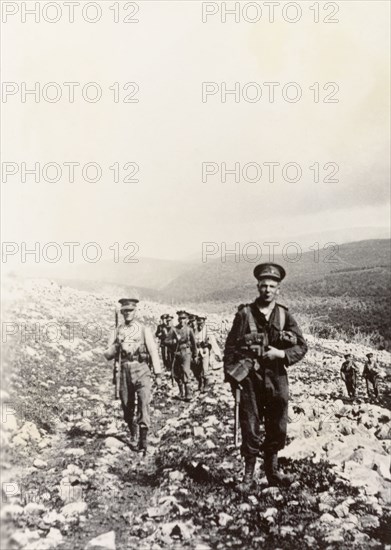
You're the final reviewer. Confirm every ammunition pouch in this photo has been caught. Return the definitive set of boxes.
[225,358,255,383]
[121,343,150,365]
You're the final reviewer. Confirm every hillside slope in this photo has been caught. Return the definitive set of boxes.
[1,279,390,549]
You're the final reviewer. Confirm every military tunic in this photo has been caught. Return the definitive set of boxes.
[340,360,360,398]
[105,321,161,429]
[224,300,307,458]
[155,323,170,369]
[363,359,380,398]
[165,325,197,384]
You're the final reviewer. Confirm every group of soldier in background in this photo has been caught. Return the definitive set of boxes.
[340,352,381,400]
[104,302,222,455]
[155,310,221,399]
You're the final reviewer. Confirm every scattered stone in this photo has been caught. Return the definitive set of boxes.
[33,458,47,469]
[65,448,86,457]
[24,502,46,516]
[42,510,66,525]
[168,470,184,482]
[9,529,40,548]
[61,501,88,518]
[1,504,24,519]
[85,530,116,550]
[218,512,233,526]
[105,437,124,450]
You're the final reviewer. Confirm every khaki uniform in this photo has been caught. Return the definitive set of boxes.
[155,323,170,369]
[104,321,161,430]
[165,325,197,398]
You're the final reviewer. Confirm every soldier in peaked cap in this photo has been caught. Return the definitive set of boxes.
[155,314,170,370]
[340,354,360,399]
[164,310,197,401]
[104,298,162,455]
[363,352,381,399]
[224,263,307,490]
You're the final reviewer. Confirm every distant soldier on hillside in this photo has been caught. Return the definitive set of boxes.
[155,314,170,370]
[164,311,197,401]
[224,263,308,491]
[104,299,162,455]
[340,354,360,399]
[162,314,175,371]
[363,352,380,399]
[194,315,222,392]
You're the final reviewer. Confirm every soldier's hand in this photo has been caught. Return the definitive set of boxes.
[263,346,285,361]
[155,374,162,386]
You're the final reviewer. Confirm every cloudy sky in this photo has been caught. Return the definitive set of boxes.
[2,0,390,263]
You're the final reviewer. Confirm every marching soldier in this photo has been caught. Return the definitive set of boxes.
[164,311,197,401]
[340,354,360,399]
[224,264,307,490]
[363,352,380,399]
[163,314,175,371]
[104,299,162,455]
[188,314,198,333]
[156,314,170,369]
[194,315,222,392]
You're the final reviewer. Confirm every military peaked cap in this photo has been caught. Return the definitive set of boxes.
[253,263,286,282]
[366,352,374,358]
[119,298,139,311]
[176,310,188,317]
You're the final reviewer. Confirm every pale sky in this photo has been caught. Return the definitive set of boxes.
[2,0,390,262]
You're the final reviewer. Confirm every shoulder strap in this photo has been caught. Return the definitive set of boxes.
[277,305,286,331]
[245,306,258,333]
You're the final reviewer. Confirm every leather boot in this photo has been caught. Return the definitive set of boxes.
[129,420,138,443]
[177,382,184,399]
[236,457,256,493]
[198,378,204,393]
[138,427,148,455]
[184,383,192,402]
[264,452,292,487]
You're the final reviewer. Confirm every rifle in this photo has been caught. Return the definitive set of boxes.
[113,309,121,400]
[171,338,179,387]
[234,386,241,447]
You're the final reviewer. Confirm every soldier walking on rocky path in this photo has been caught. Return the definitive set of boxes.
[155,314,171,370]
[224,263,308,491]
[164,310,197,402]
[363,352,381,399]
[104,298,162,455]
[194,315,222,392]
[340,353,360,399]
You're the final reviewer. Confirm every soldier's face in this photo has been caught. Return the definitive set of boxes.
[257,279,280,303]
[178,316,187,327]
[122,309,136,322]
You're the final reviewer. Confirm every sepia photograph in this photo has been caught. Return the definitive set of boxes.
[1,1,390,548]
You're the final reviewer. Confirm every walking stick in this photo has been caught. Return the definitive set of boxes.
[234,386,241,447]
[113,309,121,400]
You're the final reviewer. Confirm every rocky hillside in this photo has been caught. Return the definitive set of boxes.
[1,279,390,549]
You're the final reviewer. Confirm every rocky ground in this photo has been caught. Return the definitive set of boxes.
[1,278,391,549]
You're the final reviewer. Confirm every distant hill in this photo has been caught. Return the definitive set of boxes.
[161,239,391,301]
[15,257,194,291]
